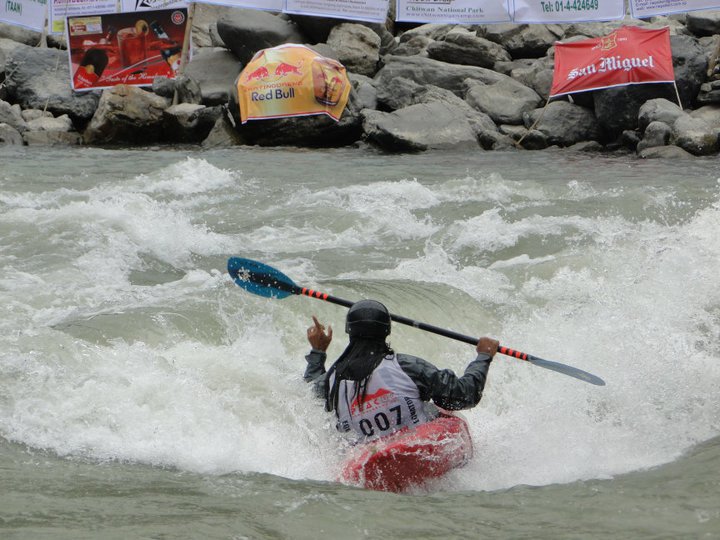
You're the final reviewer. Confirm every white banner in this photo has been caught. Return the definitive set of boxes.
[50,0,116,34]
[121,0,188,11]
[512,0,624,23]
[0,0,47,31]
[396,0,511,24]
[191,0,283,9]
[283,0,390,23]
[629,0,720,18]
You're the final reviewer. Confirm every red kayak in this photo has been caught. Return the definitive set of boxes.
[339,413,473,492]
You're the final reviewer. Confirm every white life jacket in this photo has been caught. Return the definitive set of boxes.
[330,354,431,440]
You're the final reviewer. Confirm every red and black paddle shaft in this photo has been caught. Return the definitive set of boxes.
[227,257,605,385]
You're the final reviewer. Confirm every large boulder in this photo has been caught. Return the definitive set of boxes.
[464,75,542,125]
[183,47,243,105]
[361,101,481,152]
[0,122,23,145]
[477,23,563,58]
[83,85,169,144]
[426,28,511,68]
[637,98,685,133]
[524,100,602,146]
[0,99,26,132]
[4,46,99,125]
[686,11,720,37]
[326,24,381,77]
[162,103,222,143]
[216,9,305,65]
[374,55,505,97]
[671,114,720,155]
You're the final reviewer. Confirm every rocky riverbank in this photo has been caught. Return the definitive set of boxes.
[2,6,720,157]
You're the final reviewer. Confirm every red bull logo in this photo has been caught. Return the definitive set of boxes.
[274,61,303,77]
[245,65,269,82]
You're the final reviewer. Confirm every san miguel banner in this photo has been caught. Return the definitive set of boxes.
[629,0,720,18]
[396,0,511,24]
[236,44,351,123]
[549,26,675,98]
[512,0,624,24]
[283,0,389,23]
[0,0,47,31]
[67,8,189,91]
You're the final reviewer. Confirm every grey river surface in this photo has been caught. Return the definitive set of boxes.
[1,146,719,539]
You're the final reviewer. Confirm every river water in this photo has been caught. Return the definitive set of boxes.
[1,145,718,539]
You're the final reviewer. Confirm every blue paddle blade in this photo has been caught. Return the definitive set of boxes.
[227,257,297,299]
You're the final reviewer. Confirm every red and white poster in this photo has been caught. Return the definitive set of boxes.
[549,26,675,98]
[67,8,189,91]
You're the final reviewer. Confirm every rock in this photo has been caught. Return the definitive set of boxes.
[0,99,26,132]
[671,114,720,155]
[637,121,672,152]
[83,85,170,145]
[173,74,203,105]
[670,34,710,109]
[689,105,720,126]
[517,129,549,150]
[464,75,542,125]
[201,114,245,148]
[697,80,720,106]
[162,103,222,143]
[4,46,100,125]
[183,47,243,105]
[394,35,432,57]
[192,4,236,48]
[327,24,381,77]
[0,22,43,46]
[349,73,378,110]
[361,101,480,152]
[686,10,720,37]
[216,9,305,65]
[0,122,23,145]
[374,55,505,98]
[427,28,511,68]
[25,114,74,132]
[637,98,685,133]
[23,131,82,146]
[477,24,563,58]
[638,145,695,159]
[524,100,601,146]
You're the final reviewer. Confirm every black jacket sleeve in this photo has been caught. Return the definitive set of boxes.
[304,349,328,399]
[396,353,492,410]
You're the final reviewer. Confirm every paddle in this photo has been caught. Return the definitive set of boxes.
[227,257,605,386]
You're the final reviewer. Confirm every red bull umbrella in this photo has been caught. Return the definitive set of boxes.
[236,44,351,124]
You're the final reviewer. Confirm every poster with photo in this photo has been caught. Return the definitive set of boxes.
[51,0,117,35]
[0,0,48,32]
[67,8,189,91]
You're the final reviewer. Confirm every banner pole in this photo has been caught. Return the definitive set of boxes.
[515,98,551,148]
[673,82,683,109]
[172,2,195,105]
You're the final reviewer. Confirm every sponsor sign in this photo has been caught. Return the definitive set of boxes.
[512,0,624,23]
[203,0,283,9]
[0,0,47,32]
[629,0,720,18]
[396,0,511,24]
[51,0,116,35]
[236,44,351,123]
[550,26,675,97]
[67,8,189,91]
[283,0,389,23]
[120,0,188,12]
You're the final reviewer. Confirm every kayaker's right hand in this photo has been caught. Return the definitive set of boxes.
[477,337,499,358]
[307,315,332,352]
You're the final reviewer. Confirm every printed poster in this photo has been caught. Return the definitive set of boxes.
[283,0,390,23]
[629,0,720,18]
[550,26,675,97]
[236,44,351,123]
[512,0,624,23]
[121,0,189,12]
[396,0,511,24]
[0,0,47,32]
[67,8,189,91]
[51,0,117,35]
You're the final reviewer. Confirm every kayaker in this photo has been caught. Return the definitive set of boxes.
[304,299,498,441]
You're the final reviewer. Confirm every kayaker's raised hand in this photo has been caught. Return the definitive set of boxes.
[307,315,332,351]
[476,337,499,358]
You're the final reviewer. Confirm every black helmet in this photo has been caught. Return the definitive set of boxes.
[345,300,391,339]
